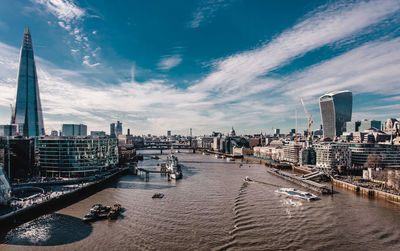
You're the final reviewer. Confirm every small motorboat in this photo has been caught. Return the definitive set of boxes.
[243,176,253,182]
[108,203,122,220]
[152,192,164,199]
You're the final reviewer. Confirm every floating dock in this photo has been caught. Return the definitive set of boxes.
[266,168,332,194]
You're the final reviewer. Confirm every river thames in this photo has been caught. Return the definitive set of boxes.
[1,150,400,250]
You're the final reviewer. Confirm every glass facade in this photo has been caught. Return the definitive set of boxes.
[0,165,12,205]
[38,137,119,177]
[62,124,87,136]
[12,28,45,137]
[319,91,352,139]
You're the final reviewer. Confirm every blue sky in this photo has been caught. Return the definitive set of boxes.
[0,0,399,136]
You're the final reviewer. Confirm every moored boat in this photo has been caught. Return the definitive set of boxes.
[275,188,319,201]
[166,155,183,180]
[152,192,164,199]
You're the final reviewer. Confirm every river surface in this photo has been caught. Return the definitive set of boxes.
[2,150,400,250]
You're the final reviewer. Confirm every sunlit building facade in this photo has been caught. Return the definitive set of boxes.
[38,137,119,177]
[12,28,45,137]
[319,90,352,139]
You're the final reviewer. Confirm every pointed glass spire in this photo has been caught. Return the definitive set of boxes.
[12,27,45,137]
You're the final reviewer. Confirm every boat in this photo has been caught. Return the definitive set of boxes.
[226,157,235,162]
[108,203,122,220]
[243,176,253,182]
[275,188,319,201]
[166,155,183,180]
[83,204,111,222]
[215,154,222,159]
[152,192,164,199]
[151,155,160,159]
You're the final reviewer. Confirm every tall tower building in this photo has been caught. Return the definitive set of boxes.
[12,28,45,137]
[116,121,122,136]
[110,123,116,138]
[319,90,352,139]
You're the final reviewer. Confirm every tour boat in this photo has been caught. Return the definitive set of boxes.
[275,188,319,201]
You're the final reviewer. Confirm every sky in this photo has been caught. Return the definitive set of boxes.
[0,0,399,136]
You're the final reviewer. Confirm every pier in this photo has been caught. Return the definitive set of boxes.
[137,167,171,181]
[266,168,333,194]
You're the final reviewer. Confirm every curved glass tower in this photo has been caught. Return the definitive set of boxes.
[319,90,352,139]
[12,27,45,137]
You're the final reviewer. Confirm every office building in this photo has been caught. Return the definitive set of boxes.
[349,143,400,168]
[50,130,58,136]
[0,125,17,137]
[319,90,352,139]
[110,123,116,138]
[0,165,12,205]
[62,124,87,136]
[0,137,35,181]
[274,128,280,136]
[116,121,123,136]
[90,131,106,137]
[167,130,171,137]
[346,121,361,133]
[38,137,119,177]
[12,28,45,137]
[359,120,381,132]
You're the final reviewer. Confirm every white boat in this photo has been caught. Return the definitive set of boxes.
[215,154,222,159]
[275,188,319,201]
[226,157,235,162]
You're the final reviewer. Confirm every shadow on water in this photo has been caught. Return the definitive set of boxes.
[0,213,92,246]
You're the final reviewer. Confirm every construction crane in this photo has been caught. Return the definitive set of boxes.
[300,97,313,141]
[294,108,299,143]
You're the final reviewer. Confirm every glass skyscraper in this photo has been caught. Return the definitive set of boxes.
[12,27,45,137]
[319,90,352,139]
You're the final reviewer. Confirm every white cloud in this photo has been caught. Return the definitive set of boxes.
[157,55,182,70]
[191,0,400,94]
[33,0,85,22]
[82,55,100,67]
[2,0,400,135]
[188,0,231,28]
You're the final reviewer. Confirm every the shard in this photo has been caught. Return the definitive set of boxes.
[12,27,45,137]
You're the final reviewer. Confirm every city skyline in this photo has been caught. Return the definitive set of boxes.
[0,0,400,135]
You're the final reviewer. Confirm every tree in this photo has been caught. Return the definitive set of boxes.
[364,154,383,169]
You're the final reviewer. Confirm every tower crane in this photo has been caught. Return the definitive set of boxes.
[300,97,313,141]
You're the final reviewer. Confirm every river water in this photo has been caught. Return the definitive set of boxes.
[1,150,400,250]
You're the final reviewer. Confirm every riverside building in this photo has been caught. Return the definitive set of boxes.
[349,143,400,168]
[38,137,118,177]
[314,143,351,169]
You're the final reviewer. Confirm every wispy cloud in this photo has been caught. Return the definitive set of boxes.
[188,0,231,28]
[82,55,100,67]
[191,0,400,94]
[157,55,182,70]
[1,0,400,135]
[33,0,100,68]
[33,0,85,22]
